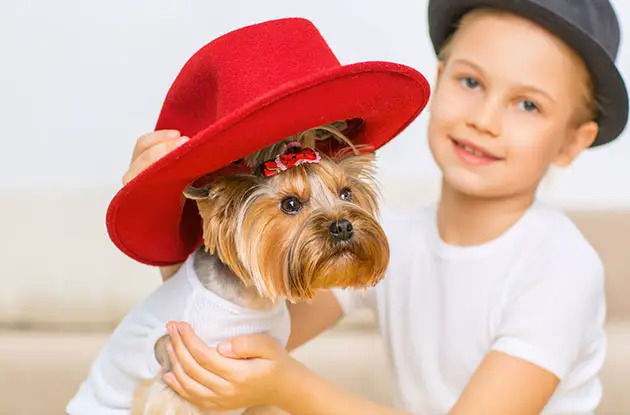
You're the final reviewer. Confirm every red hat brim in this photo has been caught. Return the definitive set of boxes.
[106,61,430,265]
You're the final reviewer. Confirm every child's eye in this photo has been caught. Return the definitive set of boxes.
[517,99,540,113]
[459,77,481,89]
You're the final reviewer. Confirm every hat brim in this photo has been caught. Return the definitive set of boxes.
[429,0,629,146]
[106,61,430,265]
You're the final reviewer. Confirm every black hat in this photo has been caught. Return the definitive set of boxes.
[428,0,628,147]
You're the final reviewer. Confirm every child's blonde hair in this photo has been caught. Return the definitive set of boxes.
[437,7,599,126]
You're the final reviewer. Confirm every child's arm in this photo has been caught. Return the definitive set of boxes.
[165,323,558,415]
[286,290,343,350]
[159,264,184,281]
[124,129,190,281]
[451,245,605,414]
[450,351,559,414]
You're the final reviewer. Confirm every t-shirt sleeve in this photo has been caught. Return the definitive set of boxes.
[491,246,606,380]
[331,286,377,316]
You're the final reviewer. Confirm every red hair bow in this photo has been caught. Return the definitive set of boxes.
[263,147,321,177]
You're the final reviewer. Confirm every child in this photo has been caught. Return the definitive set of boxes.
[127,1,628,414]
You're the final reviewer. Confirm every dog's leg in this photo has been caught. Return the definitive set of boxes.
[132,334,222,415]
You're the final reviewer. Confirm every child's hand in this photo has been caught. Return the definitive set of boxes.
[123,130,189,185]
[163,321,302,411]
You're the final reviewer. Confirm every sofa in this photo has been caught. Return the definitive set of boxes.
[1,189,628,414]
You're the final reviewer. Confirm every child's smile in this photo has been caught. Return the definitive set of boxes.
[450,135,503,166]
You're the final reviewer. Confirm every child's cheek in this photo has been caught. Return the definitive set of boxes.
[504,131,556,184]
[431,81,474,127]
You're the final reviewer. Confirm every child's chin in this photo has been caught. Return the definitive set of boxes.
[444,169,500,198]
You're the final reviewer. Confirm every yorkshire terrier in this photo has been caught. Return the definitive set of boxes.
[71,123,389,415]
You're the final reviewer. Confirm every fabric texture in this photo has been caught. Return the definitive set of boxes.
[334,202,606,414]
[67,254,290,414]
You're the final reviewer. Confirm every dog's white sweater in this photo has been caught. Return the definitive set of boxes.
[66,255,290,415]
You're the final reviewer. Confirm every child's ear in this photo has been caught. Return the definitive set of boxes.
[553,121,599,167]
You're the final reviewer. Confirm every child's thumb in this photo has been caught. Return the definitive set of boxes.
[218,334,280,359]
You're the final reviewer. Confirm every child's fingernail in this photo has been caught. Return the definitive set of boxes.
[166,130,180,139]
[218,341,232,356]
[163,372,174,383]
[167,342,173,354]
[176,136,189,146]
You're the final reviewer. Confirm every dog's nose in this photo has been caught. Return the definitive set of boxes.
[329,218,354,241]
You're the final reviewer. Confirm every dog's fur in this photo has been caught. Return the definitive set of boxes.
[132,124,389,414]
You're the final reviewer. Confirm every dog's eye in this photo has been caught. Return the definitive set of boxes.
[280,196,303,215]
[339,188,353,202]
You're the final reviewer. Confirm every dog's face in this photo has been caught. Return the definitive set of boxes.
[185,151,389,302]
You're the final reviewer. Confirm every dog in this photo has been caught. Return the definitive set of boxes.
[67,124,389,415]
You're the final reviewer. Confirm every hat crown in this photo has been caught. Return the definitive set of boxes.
[528,0,620,59]
[156,18,341,136]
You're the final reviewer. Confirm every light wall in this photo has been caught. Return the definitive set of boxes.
[1,0,629,208]
[1,1,629,325]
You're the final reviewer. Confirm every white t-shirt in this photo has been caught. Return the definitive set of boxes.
[334,201,606,415]
[67,253,290,415]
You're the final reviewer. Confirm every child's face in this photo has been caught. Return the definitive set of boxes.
[428,10,598,198]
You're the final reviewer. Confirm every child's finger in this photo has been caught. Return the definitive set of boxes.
[218,333,283,359]
[162,372,194,401]
[123,137,189,185]
[168,322,232,386]
[176,322,240,378]
[166,341,221,402]
[132,130,181,161]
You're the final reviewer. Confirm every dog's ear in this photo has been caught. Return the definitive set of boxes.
[186,175,261,274]
[183,184,212,200]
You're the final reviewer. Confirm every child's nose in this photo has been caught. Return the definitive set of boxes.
[467,97,502,138]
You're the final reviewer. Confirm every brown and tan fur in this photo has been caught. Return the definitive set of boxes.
[132,123,389,415]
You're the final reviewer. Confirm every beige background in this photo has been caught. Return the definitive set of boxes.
[1,0,629,414]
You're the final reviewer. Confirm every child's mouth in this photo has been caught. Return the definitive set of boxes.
[450,136,501,165]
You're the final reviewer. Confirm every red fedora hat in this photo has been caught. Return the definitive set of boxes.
[106,17,430,266]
